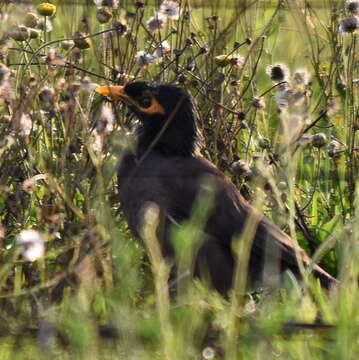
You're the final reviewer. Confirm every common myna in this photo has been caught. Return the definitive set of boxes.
[96,81,336,294]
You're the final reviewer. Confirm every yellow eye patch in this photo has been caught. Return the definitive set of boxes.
[95,85,165,116]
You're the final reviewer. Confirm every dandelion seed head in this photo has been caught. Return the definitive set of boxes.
[345,1,359,15]
[266,63,290,82]
[17,229,45,262]
[113,20,128,36]
[275,88,293,109]
[39,86,55,104]
[160,1,180,20]
[154,40,171,58]
[294,68,310,86]
[97,104,115,133]
[339,16,359,33]
[135,51,155,67]
[251,96,266,109]
[94,0,119,7]
[146,12,167,32]
[202,347,215,360]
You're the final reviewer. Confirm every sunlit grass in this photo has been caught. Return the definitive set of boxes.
[0,0,359,358]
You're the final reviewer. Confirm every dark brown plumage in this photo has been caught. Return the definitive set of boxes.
[96,81,336,294]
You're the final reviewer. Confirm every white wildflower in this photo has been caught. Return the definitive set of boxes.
[160,1,180,20]
[93,0,119,7]
[17,229,45,262]
[97,104,115,133]
[135,51,155,67]
[146,12,167,32]
[266,63,290,82]
[154,40,170,58]
[345,1,359,14]
[275,88,293,109]
[20,113,32,136]
[339,16,359,33]
[294,68,310,86]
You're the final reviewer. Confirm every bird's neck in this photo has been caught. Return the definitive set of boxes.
[136,117,198,157]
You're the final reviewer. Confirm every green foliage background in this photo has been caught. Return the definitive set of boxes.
[0,0,359,358]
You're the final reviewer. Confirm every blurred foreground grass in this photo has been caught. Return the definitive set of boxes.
[0,0,359,358]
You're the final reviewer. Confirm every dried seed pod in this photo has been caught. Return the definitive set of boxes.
[311,133,327,148]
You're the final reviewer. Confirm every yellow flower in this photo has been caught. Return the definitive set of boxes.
[37,3,56,17]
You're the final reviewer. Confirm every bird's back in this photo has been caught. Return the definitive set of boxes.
[118,151,336,293]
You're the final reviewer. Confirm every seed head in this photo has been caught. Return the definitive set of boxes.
[328,139,341,158]
[154,40,171,58]
[339,16,359,33]
[96,7,113,24]
[19,114,32,137]
[73,31,92,49]
[39,86,55,104]
[231,160,252,179]
[160,1,180,20]
[345,1,359,14]
[17,229,45,262]
[113,20,128,36]
[146,12,167,32]
[97,104,115,133]
[135,51,155,67]
[266,63,290,82]
[311,133,327,148]
[275,88,294,109]
[251,96,266,109]
[24,12,39,28]
[294,68,310,86]
[10,26,30,42]
[94,0,119,7]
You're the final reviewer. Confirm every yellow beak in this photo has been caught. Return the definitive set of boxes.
[95,85,128,100]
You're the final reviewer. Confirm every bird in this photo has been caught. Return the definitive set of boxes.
[95,81,337,295]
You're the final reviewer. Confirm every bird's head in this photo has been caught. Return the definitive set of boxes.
[96,81,199,156]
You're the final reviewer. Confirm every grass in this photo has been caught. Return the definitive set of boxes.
[1,0,359,358]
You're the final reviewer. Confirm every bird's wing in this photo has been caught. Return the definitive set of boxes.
[155,155,335,287]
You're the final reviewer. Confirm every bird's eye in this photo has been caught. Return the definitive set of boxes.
[138,96,152,108]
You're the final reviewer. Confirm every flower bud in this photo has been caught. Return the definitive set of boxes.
[73,31,92,49]
[96,7,113,24]
[37,3,57,17]
[311,133,327,148]
[10,26,29,41]
[24,12,39,28]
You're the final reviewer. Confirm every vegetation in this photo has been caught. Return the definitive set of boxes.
[0,0,359,358]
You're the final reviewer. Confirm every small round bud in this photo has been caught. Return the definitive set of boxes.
[39,86,55,104]
[24,13,39,28]
[328,140,341,158]
[277,181,287,190]
[96,8,113,24]
[251,97,265,109]
[311,133,327,148]
[29,28,40,39]
[10,26,30,41]
[113,21,128,36]
[135,1,145,8]
[237,112,246,121]
[60,40,74,50]
[73,31,92,49]
[37,3,57,17]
